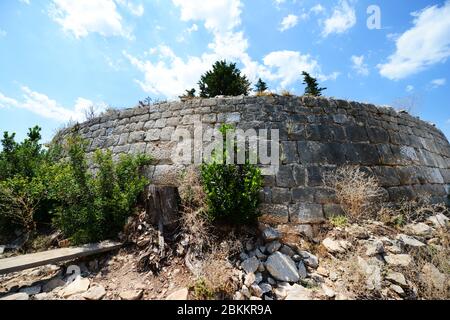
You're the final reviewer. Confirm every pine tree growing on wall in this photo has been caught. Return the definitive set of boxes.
[198,60,251,98]
[302,71,326,97]
[254,78,268,93]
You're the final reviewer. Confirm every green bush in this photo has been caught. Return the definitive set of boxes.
[0,127,151,245]
[50,135,151,244]
[200,125,263,224]
[0,126,52,239]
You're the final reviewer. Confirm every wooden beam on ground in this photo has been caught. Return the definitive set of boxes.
[0,241,122,275]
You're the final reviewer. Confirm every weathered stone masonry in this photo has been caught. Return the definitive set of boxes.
[56,95,450,225]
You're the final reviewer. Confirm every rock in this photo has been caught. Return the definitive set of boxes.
[250,284,263,298]
[239,252,249,261]
[166,288,188,300]
[257,262,265,272]
[273,282,290,300]
[296,224,314,238]
[405,222,433,237]
[61,277,90,298]
[82,285,106,300]
[120,289,144,300]
[233,291,244,300]
[259,283,272,294]
[285,284,313,300]
[365,240,384,256]
[254,272,263,284]
[245,240,254,252]
[19,285,42,296]
[249,296,262,300]
[390,284,405,297]
[357,257,382,291]
[322,237,351,254]
[267,277,277,285]
[241,285,251,299]
[421,263,446,292]
[384,254,412,267]
[279,245,296,257]
[346,225,369,239]
[297,261,307,279]
[386,272,408,288]
[397,234,425,247]
[317,266,329,277]
[0,245,5,254]
[261,226,281,242]
[321,284,335,298]
[427,213,449,228]
[265,252,300,282]
[299,251,319,269]
[244,273,256,287]
[241,257,260,274]
[43,278,66,293]
[266,241,282,254]
[255,248,267,260]
[0,292,29,300]
[34,292,51,300]
[386,242,403,254]
[292,254,302,262]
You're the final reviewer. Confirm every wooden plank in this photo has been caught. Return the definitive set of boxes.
[0,241,122,275]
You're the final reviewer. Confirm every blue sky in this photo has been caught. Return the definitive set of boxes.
[1,0,450,143]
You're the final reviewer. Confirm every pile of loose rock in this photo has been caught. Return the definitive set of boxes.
[233,212,449,300]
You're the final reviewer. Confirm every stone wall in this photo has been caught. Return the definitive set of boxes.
[56,95,450,225]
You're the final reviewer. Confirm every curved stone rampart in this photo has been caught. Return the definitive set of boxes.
[56,95,450,224]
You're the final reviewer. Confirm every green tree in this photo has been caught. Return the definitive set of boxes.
[198,60,251,98]
[302,71,326,97]
[254,78,268,93]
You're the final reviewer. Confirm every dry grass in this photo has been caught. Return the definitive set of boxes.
[323,166,383,221]
[378,195,445,228]
[255,91,275,97]
[178,166,210,250]
[281,90,293,96]
[195,239,241,299]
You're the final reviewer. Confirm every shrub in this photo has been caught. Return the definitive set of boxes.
[0,126,52,238]
[200,125,263,224]
[329,215,348,228]
[198,60,251,98]
[0,176,45,233]
[323,166,383,221]
[50,135,151,244]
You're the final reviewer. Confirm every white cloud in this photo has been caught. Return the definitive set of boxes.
[378,2,450,80]
[187,24,198,33]
[279,14,298,32]
[406,85,414,92]
[0,87,106,122]
[263,50,336,88]
[115,0,144,17]
[125,0,338,98]
[49,0,131,39]
[310,4,325,14]
[0,29,6,37]
[172,0,242,34]
[430,78,446,88]
[322,0,356,37]
[351,55,369,76]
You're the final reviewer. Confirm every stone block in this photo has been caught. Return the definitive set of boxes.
[289,203,324,223]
